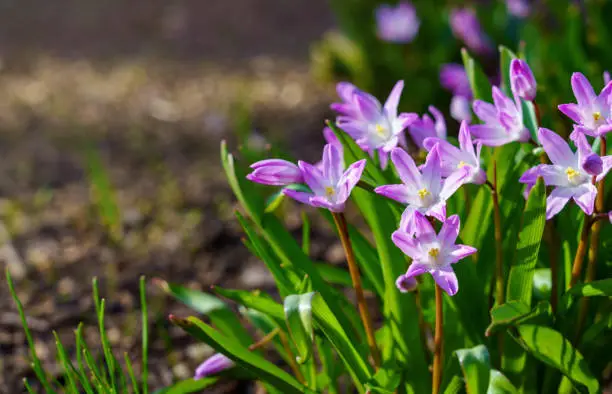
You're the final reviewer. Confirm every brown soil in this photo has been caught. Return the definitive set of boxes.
[0,1,337,392]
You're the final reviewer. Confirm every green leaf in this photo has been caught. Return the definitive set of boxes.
[284,293,315,364]
[442,375,464,394]
[157,280,252,347]
[213,287,285,322]
[462,48,493,102]
[139,276,149,394]
[265,184,311,213]
[499,46,517,96]
[514,325,599,393]
[487,369,517,394]
[171,316,309,394]
[350,187,430,394]
[6,269,57,394]
[486,301,552,336]
[506,179,547,306]
[235,211,296,296]
[153,378,220,394]
[365,367,402,394]
[314,262,375,293]
[455,345,491,394]
[559,278,612,314]
[521,100,539,143]
[311,295,372,393]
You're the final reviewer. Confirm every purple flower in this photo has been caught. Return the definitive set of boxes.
[609,211,612,224]
[392,211,477,296]
[604,71,611,85]
[408,106,447,149]
[440,64,472,98]
[423,121,486,185]
[510,59,537,101]
[470,86,531,146]
[374,146,468,221]
[195,353,234,379]
[375,2,420,43]
[519,128,611,219]
[283,144,366,212]
[449,8,493,55]
[247,159,303,186]
[333,81,418,160]
[506,0,531,18]
[558,72,612,138]
[316,127,343,170]
[450,95,473,122]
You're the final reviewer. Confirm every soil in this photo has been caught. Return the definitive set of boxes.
[0,1,338,392]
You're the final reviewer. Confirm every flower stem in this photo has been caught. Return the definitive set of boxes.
[432,284,444,394]
[569,214,591,288]
[574,136,607,341]
[278,330,306,383]
[331,212,381,369]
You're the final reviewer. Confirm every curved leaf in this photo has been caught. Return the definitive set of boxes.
[284,293,315,364]
[462,48,492,102]
[560,278,612,314]
[455,345,490,394]
[487,370,517,394]
[515,325,599,393]
[171,316,309,394]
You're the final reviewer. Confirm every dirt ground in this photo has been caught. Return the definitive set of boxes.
[0,1,338,392]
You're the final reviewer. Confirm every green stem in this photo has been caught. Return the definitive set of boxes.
[331,212,381,369]
[574,137,607,342]
[432,284,444,394]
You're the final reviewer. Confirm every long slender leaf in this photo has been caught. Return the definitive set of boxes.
[171,316,308,394]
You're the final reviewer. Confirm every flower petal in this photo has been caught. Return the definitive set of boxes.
[375,184,412,203]
[338,159,366,200]
[322,144,344,184]
[596,155,612,182]
[309,196,344,212]
[438,214,460,248]
[425,202,447,222]
[429,105,447,139]
[431,266,459,296]
[448,244,477,262]
[558,103,583,124]
[458,121,476,157]
[440,166,470,200]
[283,189,314,206]
[405,262,430,278]
[298,161,327,195]
[390,147,422,188]
[546,186,574,220]
[537,128,575,167]
[391,230,421,259]
[472,100,498,124]
[571,72,596,107]
[384,80,404,119]
[470,124,514,146]
[573,184,597,216]
[412,210,437,241]
[421,145,443,192]
[395,274,418,293]
[355,91,382,121]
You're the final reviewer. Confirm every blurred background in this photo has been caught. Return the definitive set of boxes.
[1,0,611,392]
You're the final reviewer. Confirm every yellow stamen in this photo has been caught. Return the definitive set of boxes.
[565,167,579,182]
[457,161,467,168]
[375,124,386,136]
[593,112,601,122]
[428,248,440,260]
[417,188,430,199]
[325,186,335,197]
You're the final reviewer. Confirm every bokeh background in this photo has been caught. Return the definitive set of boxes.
[0,1,338,392]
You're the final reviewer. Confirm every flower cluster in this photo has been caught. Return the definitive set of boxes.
[246,57,612,297]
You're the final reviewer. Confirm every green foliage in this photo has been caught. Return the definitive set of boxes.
[7,270,150,394]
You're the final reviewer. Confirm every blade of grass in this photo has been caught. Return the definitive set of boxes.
[53,332,80,393]
[6,269,57,394]
[75,324,96,394]
[124,353,140,394]
[140,276,149,394]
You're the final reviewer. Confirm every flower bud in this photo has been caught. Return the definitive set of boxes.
[510,59,537,101]
[395,274,418,293]
[581,153,603,176]
[195,353,235,380]
[247,159,303,186]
